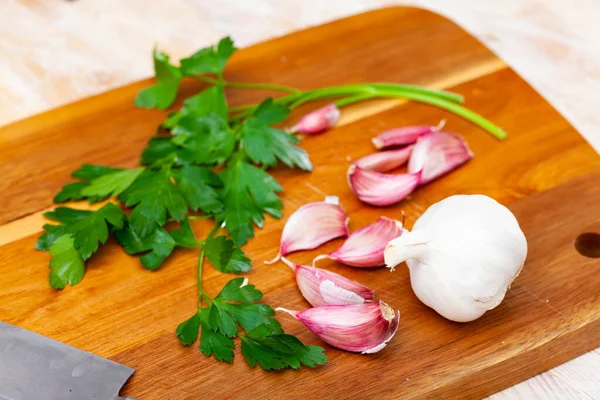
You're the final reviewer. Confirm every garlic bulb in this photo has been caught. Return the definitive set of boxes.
[384,194,527,322]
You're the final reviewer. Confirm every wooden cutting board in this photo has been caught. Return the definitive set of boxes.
[0,6,599,399]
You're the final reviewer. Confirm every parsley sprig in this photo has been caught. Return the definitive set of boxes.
[37,36,504,370]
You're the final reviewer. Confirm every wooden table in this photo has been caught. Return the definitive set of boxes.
[1,1,599,398]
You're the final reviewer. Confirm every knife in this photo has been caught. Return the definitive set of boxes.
[0,321,135,400]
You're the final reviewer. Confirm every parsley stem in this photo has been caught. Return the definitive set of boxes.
[197,220,225,308]
[193,75,300,94]
[373,89,506,140]
[227,83,503,139]
[197,248,206,308]
[334,93,374,108]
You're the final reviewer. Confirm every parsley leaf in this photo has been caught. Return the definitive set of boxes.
[135,50,183,110]
[140,137,178,166]
[72,164,123,180]
[169,218,202,248]
[54,164,123,203]
[176,313,201,346]
[120,169,187,237]
[179,37,236,76]
[174,114,235,165]
[241,325,327,370]
[37,204,126,260]
[80,167,145,200]
[115,218,199,270]
[242,99,312,171]
[172,165,223,215]
[209,278,280,336]
[221,156,283,246]
[180,85,228,120]
[204,236,252,274]
[38,204,126,288]
[198,309,236,362]
[48,235,85,290]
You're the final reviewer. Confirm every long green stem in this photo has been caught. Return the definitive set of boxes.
[225,82,503,139]
[334,93,374,108]
[197,220,224,308]
[193,75,301,94]
[197,249,206,308]
[375,90,506,140]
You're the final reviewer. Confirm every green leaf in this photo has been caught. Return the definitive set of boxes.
[215,277,262,303]
[250,98,290,125]
[43,208,92,224]
[114,223,176,270]
[180,85,228,120]
[199,309,235,363]
[242,99,312,171]
[140,137,178,166]
[48,235,85,290]
[55,165,123,203]
[80,168,145,200]
[221,158,283,246]
[135,50,182,110]
[53,182,90,203]
[169,218,201,248]
[176,313,201,346]
[204,236,252,274]
[241,326,327,370]
[208,303,238,338]
[74,203,127,260]
[241,336,287,371]
[175,115,235,166]
[218,302,279,335]
[120,169,188,237]
[72,164,123,180]
[179,37,236,76]
[172,165,223,215]
[37,204,126,261]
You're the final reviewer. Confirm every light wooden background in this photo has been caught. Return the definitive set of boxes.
[1,1,599,398]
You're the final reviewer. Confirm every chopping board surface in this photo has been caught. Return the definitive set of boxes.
[1,7,599,400]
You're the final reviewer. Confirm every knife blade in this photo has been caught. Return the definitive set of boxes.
[0,321,136,400]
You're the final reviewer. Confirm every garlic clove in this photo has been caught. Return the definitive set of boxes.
[282,257,374,306]
[407,131,474,185]
[371,120,445,149]
[314,217,406,267]
[289,104,341,134]
[266,196,349,264]
[384,194,527,322]
[277,300,400,354]
[347,165,420,207]
[353,146,413,172]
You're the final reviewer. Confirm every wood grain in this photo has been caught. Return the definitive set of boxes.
[0,7,599,399]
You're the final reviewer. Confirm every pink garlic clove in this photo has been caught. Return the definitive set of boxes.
[289,104,341,134]
[347,165,420,207]
[353,146,413,172]
[314,217,406,268]
[282,257,374,307]
[266,196,349,264]
[408,131,474,185]
[371,120,445,149]
[277,301,400,354]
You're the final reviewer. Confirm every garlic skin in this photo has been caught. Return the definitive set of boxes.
[282,257,374,306]
[372,120,445,149]
[266,196,349,264]
[290,104,340,134]
[314,217,406,267]
[384,195,527,322]
[277,301,400,354]
[354,146,413,172]
[347,165,420,207]
[408,131,473,185]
